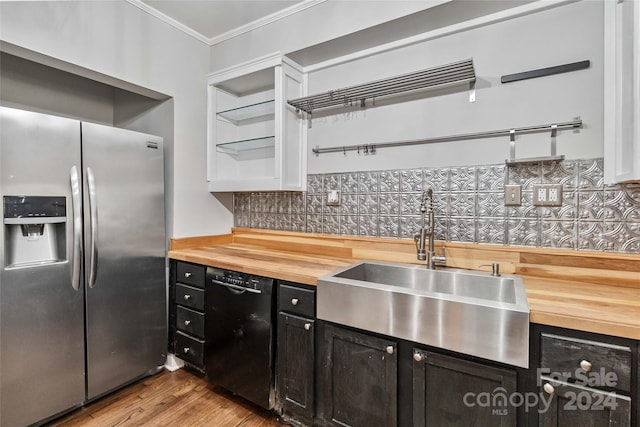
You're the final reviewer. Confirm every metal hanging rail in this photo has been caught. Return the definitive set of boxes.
[288,59,476,115]
[311,119,583,159]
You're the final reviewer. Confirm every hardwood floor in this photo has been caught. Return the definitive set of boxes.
[46,369,287,427]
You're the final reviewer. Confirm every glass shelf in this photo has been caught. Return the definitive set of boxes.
[217,100,275,124]
[216,136,275,155]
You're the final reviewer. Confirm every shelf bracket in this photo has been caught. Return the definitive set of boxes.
[505,123,566,167]
[550,124,558,156]
[509,129,516,160]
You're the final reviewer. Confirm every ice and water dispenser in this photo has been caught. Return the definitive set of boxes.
[3,196,67,268]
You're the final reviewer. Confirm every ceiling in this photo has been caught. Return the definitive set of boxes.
[133,0,536,61]
[138,0,308,44]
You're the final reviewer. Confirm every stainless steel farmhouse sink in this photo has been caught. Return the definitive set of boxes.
[317,260,530,368]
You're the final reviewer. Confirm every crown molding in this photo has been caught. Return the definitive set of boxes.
[208,0,326,46]
[207,51,282,82]
[126,0,326,46]
[126,0,210,44]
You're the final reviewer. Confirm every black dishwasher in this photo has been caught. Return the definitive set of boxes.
[205,267,275,410]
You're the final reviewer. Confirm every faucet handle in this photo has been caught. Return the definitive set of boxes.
[414,229,427,261]
[479,263,500,277]
[430,245,447,266]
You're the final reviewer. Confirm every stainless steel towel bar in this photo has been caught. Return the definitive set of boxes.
[288,59,475,115]
[311,119,583,157]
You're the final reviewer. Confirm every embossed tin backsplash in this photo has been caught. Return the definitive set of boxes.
[233,158,640,254]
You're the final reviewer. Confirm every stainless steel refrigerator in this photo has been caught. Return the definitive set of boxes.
[0,106,167,427]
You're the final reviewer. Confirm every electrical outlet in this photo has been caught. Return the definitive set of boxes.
[532,184,563,207]
[535,186,547,205]
[326,190,340,206]
[504,185,521,206]
[548,186,561,204]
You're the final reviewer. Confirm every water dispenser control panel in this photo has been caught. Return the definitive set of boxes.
[4,196,66,220]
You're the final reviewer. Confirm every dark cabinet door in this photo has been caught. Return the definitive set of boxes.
[317,323,397,427]
[538,380,631,427]
[413,349,517,427]
[276,313,315,424]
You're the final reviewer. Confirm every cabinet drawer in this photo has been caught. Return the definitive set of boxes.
[541,333,631,392]
[175,331,204,367]
[176,306,205,339]
[175,283,204,311]
[279,283,316,318]
[176,262,205,288]
[537,379,631,426]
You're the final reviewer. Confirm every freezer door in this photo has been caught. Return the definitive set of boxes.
[0,107,85,426]
[81,122,166,399]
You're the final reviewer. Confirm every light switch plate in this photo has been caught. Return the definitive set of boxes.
[504,185,521,206]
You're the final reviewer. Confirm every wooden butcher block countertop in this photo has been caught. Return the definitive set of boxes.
[169,228,640,340]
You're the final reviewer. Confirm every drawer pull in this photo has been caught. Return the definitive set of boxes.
[183,347,190,354]
[579,359,592,372]
[543,383,555,395]
[184,272,192,278]
[183,294,191,300]
[304,323,311,331]
[184,320,191,326]
[386,345,394,355]
[291,298,299,306]
[413,353,423,362]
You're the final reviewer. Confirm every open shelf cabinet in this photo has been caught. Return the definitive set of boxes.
[207,53,306,192]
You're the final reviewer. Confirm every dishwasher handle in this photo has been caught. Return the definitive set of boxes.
[210,279,262,295]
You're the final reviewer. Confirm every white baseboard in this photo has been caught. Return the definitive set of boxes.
[164,353,185,372]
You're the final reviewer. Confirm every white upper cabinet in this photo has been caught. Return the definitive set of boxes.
[207,53,306,192]
[604,0,640,184]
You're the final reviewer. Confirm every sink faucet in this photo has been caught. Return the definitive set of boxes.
[414,188,446,269]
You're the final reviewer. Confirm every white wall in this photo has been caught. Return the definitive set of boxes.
[210,0,604,175]
[209,0,439,72]
[0,0,606,236]
[0,0,232,238]
[306,0,604,173]
[0,52,116,125]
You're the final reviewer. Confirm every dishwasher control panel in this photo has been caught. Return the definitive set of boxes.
[207,267,273,292]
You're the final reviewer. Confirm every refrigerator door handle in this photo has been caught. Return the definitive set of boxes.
[87,167,99,288]
[70,166,82,291]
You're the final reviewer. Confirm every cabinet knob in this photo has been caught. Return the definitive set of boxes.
[183,347,190,354]
[184,272,192,278]
[413,353,423,362]
[184,320,191,326]
[543,383,555,395]
[183,294,191,300]
[579,359,592,372]
[291,298,299,306]
[304,323,311,331]
[386,345,394,355]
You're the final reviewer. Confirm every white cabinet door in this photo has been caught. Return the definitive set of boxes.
[277,60,306,191]
[604,0,640,184]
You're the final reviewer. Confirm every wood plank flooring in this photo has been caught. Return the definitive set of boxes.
[46,369,287,427]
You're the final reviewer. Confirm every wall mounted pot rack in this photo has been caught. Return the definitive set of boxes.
[311,118,583,165]
[287,58,476,115]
